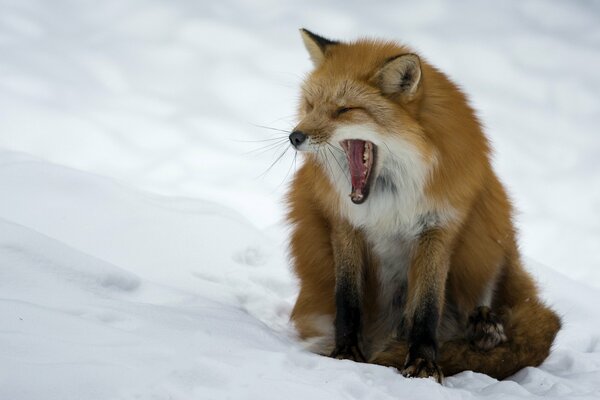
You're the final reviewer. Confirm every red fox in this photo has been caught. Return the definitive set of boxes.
[286,29,560,382]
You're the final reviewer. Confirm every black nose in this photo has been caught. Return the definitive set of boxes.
[289,131,307,147]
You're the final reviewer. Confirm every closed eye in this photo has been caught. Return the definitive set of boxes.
[336,107,355,116]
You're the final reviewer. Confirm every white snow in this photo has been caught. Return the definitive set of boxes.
[1,0,599,399]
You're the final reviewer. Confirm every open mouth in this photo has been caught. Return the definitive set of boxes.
[340,139,377,204]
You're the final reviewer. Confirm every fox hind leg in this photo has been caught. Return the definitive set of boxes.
[466,306,508,351]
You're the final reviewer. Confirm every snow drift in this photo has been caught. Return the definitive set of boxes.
[1,152,599,399]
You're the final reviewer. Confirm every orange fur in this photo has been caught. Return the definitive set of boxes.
[287,30,560,381]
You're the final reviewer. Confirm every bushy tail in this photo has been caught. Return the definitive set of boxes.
[371,300,561,380]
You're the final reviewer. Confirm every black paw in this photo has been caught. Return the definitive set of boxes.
[330,342,366,362]
[467,306,508,351]
[401,356,443,383]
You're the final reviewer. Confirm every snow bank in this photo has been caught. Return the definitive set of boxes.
[1,153,599,399]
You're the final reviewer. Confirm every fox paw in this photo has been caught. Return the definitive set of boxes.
[330,342,366,362]
[401,357,443,383]
[467,306,508,351]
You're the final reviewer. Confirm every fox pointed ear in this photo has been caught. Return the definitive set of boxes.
[300,28,339,67]
[377,54,422,101]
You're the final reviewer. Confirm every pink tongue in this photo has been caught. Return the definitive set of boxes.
[347,140,367,192]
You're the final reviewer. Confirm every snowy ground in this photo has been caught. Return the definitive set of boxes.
[1,0,599,399]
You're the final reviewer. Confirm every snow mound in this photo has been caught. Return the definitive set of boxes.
[1,153,600,399]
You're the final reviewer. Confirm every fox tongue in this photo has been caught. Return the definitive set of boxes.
[346,140,368,203]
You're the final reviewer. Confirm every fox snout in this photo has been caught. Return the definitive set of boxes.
[289,131,307,148]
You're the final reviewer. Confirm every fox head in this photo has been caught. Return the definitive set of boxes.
[291,29,438,205]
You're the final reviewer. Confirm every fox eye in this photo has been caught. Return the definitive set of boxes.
[336,107,353,116]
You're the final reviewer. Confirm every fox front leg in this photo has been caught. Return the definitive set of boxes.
[402,227,453,383]
[329,221,366,362]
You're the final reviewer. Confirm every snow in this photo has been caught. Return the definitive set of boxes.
[2,153,600,400]
[1,0,599,399]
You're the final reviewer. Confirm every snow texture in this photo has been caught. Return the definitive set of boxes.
[1,0,599,399]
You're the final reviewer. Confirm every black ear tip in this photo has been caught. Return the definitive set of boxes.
[300,28,316,38]
[299,29,339,48]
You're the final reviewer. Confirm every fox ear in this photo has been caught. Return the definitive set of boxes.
[300,28,339,67]
[377,54,422,101]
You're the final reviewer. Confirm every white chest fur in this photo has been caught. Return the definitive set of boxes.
[317,124,439,341]
[322,124,433,237]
